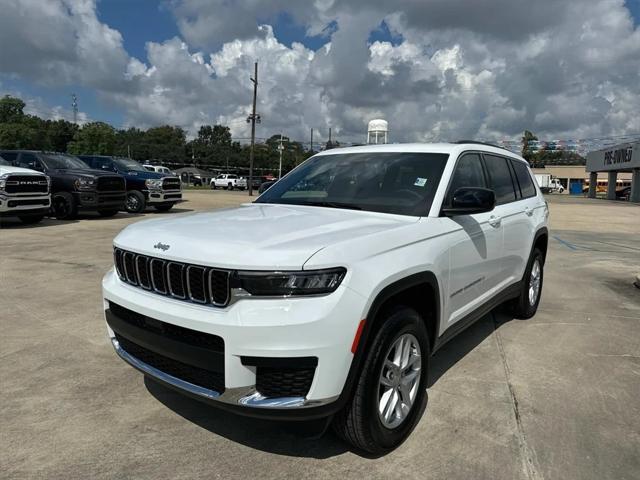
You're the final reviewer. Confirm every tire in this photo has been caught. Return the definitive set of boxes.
[211,183,216,190]
[98,210,118,217]
[154,204,174,212]
[52,192,78,220]
[125,190,146,214]
[508,248,544,319]
[228,183,233,191]
[333,306,429,454]
[18,215,44,224]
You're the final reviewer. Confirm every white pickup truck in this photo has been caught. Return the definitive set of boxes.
[210,174,247,190]
[0,156,50,224]
[534,173,564,193]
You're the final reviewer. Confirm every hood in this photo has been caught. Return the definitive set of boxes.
[50,168,123,178]
[118,170,167,179]
[0,165,46,176]
[114,203,417,270]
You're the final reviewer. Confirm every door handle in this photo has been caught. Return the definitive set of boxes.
[524,207,534,217]
[488,215,501,228]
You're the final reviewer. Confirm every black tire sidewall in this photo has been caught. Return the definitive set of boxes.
[126,191,145,213]
[361,308,430,452]
[516,248,544,318]
[53,192,77,220]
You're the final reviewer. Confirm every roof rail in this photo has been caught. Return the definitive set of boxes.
[455,140,512,152]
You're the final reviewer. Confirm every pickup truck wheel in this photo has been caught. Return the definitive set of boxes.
[211,183,216,190]
[228,182,233,190]
[154,204,173,212]
[333,306,429,454]
[125,191,145,213]
[52,192,78,220]
[97,210,118,217]
[18,215,44,224]
[509,248,544,319]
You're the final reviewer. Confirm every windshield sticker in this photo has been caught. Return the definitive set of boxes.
[414,177,427,187]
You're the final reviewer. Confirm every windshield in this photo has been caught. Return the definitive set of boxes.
[113,157,148,172]
[0,157,8,166]
[255,152,449,216]
[41,154,90,170]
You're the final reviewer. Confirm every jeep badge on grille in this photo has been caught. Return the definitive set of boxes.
[153,242,170,251]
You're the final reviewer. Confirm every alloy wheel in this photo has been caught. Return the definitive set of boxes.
[529,258,541,306]
[377,333,422,429]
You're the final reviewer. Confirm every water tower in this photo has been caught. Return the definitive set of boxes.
[367,119,388,144]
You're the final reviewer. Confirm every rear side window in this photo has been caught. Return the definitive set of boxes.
[445,153,486,207]
[16,153,42,171]
[483,154,516,205]
[511,160,537,199]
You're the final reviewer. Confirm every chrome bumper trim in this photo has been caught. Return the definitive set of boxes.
[110,336,336,409]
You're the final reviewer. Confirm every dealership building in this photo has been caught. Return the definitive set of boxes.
[586,141,640,203]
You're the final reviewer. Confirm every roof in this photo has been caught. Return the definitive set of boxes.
[174,167,215,175]
[315,142,527,162]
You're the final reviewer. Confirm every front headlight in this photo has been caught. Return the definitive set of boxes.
[74,177,96,190]
[234,268,346,296]
[0,173,8,191]
[145,179,163,189]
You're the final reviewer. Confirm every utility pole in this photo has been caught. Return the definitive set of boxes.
[71,93,78,124]
[127,144,131,159]
[277,133,284,179]
[310,128,313,153]
[246,62,260,196]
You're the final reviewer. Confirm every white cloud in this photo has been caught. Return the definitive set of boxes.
[1,0,639,144]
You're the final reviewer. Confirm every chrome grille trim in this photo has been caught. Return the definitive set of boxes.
[150,258,167,294]
[135,256,151,290]
[167,262,186,299]
[123,252,138,285]
[113,248,230,307]
[209,268,231,307]
[186,266,207,304]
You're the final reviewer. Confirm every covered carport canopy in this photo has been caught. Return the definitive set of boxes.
[586,141,640,203]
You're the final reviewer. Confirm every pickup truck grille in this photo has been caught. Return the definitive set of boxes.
[114,248,231,307]
[4,175,49,194]
[162,177,181,190]
[97,176,125,192]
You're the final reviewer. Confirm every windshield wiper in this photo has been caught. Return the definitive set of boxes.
[301,201,362,210]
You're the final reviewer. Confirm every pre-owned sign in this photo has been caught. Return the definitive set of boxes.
[587,142,640,172]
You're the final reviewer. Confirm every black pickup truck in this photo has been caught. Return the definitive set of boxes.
[0,150,126,220]
[77,156,182,213]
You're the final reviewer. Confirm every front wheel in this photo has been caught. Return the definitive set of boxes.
[52,192,78,220]
[333,306,429,454]
[508,248,544,319]
[211,183,216,190]
[125,191,146,213]
[18,215,44,224]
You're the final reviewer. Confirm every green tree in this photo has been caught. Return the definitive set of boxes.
[0,95,26,123]
[46,119,78,152]
[521,130,538,164]
[67,122,116,155]
[0,123,38,149]
[144,125,186,163]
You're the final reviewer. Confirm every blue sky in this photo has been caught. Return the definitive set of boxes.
[1,0,639,143]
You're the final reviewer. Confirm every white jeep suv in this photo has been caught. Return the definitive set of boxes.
[103,142,548,453]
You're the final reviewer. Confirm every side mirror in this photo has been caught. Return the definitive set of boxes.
[442,187,496,216]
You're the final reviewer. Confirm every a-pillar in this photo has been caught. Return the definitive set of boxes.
[588,172,598,198]
[630,168,640,203]
[606,171,618,200]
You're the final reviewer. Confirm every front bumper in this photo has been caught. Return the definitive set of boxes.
[74,191,126,210]
[146,189,183,204]
[0,193,50,216]
[102,269,366,418]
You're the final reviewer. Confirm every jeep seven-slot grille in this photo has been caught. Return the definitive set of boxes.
[114,248,230,306]
[97,176,125,192]
[4,175,49,194]
[162,177,181,190]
